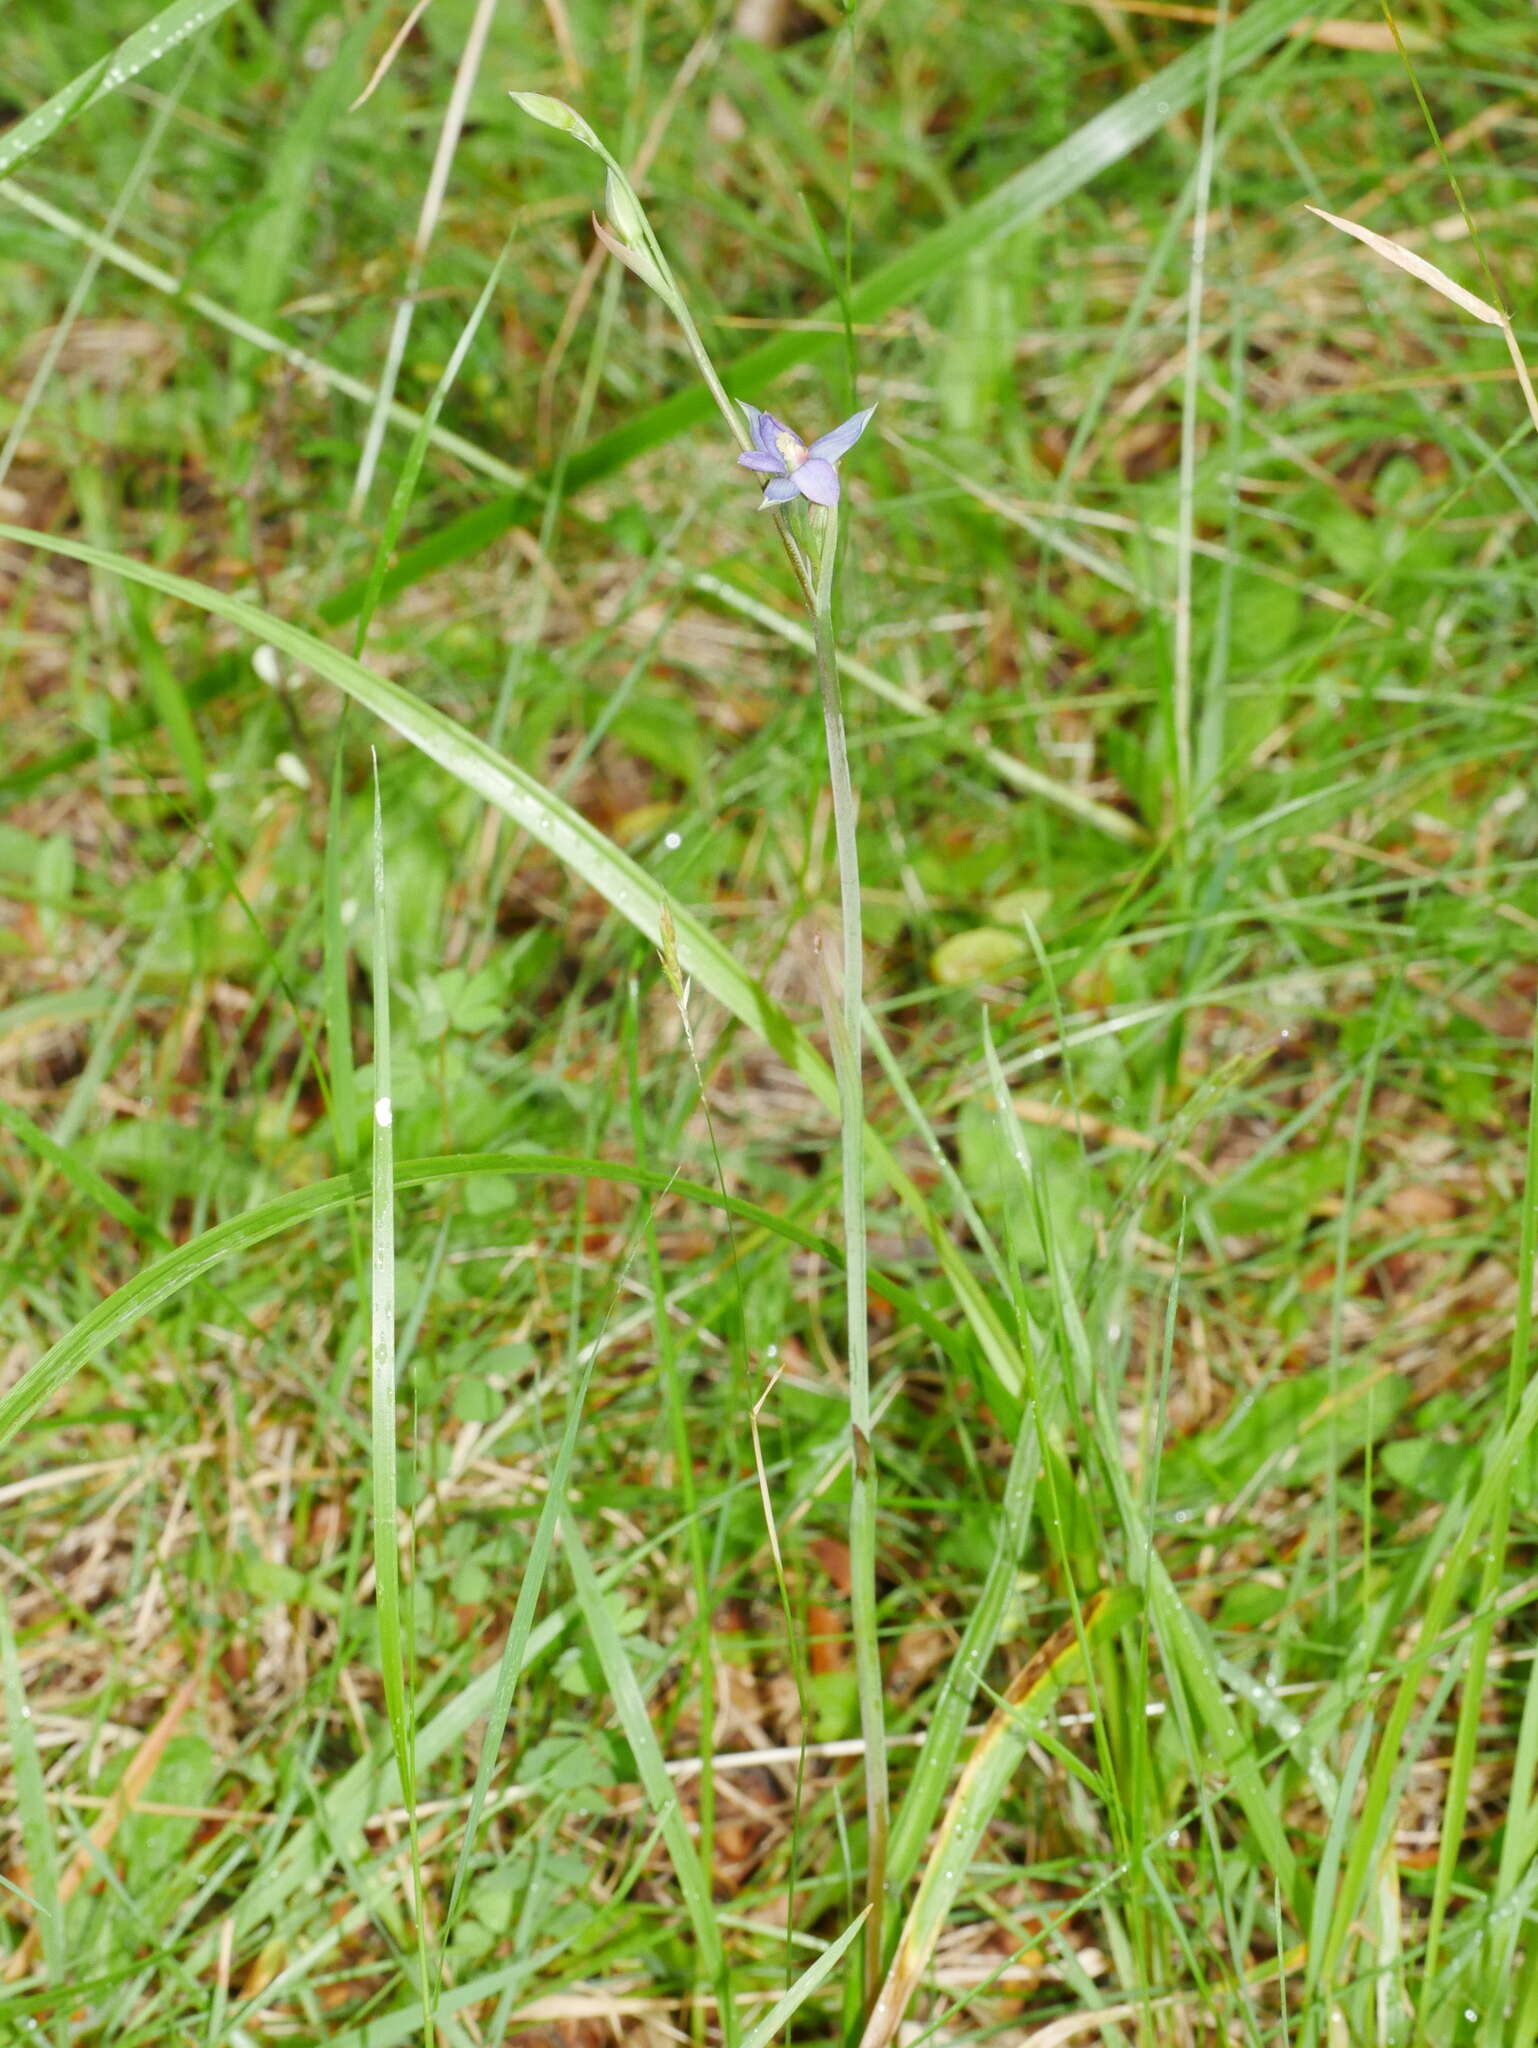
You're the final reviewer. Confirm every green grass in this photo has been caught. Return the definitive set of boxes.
[3,2,1538,2044]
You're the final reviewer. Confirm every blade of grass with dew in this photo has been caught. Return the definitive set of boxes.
[860,1591,1129,2048]
[0,521,1025,1410]
[739,1910,871,2048]
[0,1150,961,1450]
[318,0,1322,625]
[324,739,360,1170]
[558,1509,732,2036]
[0,0,240,181]
[365,760,435,2042]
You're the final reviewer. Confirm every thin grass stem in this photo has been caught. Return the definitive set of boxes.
[810,511,886,2000]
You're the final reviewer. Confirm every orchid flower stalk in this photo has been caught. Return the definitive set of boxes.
[512,88,888,2010]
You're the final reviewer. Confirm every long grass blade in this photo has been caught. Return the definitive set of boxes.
[0,0,239,181]
[0,521,1024,1410]
[365,761,435,2041]
[559,1510,732,2033]
[740,1910,870,2048]
[0,1150,959,1452]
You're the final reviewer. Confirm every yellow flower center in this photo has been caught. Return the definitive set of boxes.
[774,428,806,470]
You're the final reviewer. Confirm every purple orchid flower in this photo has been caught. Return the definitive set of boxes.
[736,402,877,510]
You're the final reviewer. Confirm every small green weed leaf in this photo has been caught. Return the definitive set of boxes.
[1230,581,1302,667]
[409,966,507,1040]
[522,1734,604,1791]
[1381,1435,1479,1504]
[1163,1365,1407,1502]
[450,1376,499,1425]
[1208,1142,1349,1233]
[931,927,1029,986]
[988,886,1053,927]
[116,1734,217,1882]
[449,1560,493,1606]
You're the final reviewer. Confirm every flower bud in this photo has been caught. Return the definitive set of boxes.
[604,168,647,250]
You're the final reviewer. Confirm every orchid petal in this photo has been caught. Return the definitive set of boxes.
[737,402,773,454]
[806,404,877,465]
[759,473,800,506]
[793,457,840,508]
[737,451,785,474]
[760,414,806,466]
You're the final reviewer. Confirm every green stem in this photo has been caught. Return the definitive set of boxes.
[811,510,887,2003]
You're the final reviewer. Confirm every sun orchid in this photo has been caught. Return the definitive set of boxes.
[736,402,877,510]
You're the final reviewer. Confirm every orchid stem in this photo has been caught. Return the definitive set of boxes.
[811,509,887,2004]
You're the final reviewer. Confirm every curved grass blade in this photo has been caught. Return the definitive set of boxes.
[0,520,1022,1408]
[0,0,240,181]
[0,1150,964,1454]
[883,1422,1041,1898]
[861,1590,1128,2048]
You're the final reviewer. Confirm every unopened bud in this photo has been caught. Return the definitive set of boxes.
[604,168,647,249]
